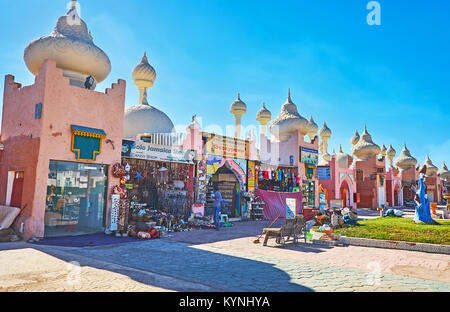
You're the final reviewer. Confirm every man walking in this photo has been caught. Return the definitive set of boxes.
[212,185,227,231]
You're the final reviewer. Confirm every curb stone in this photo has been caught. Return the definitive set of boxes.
[312,236,450,255]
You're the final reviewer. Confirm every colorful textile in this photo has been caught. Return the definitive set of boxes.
[255,189,303,220]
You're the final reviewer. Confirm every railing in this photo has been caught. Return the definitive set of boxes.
[138,133,186,147]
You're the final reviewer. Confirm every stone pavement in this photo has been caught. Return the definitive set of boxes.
[1,220,449,292]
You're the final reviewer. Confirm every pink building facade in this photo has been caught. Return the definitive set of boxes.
[0,60,125,240]
[319,153,357,209]
[260,130,320,208]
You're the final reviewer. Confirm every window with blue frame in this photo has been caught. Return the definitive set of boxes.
[35,103,42,119]
[71,125,106,161]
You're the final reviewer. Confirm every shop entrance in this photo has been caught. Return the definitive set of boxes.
[44,161,108,237]
[206,166,240,218]
[302,180,315,208]
[394,185,400,206]
[340,180,350,207]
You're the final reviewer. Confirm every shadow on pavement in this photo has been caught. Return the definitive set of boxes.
[0,239,314,292]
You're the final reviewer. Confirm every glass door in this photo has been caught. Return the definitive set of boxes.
[45,160,108,237]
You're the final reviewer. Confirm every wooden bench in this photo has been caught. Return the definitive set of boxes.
[262,215,307,246]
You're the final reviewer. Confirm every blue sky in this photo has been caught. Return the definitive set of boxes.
[0,0,449,167]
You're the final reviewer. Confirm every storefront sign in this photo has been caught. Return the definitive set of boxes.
[317,166,331,180]
[300,147,318,165]
[203,133,249,159]
[121,140,195,164]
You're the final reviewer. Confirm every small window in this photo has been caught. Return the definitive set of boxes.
[35,103,42,119]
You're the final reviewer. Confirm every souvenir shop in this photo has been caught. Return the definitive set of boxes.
[255,163,300,192]
[114,139,195,236]
[194,134,250,221]
[302,164,316,208]
[196,156,248,219]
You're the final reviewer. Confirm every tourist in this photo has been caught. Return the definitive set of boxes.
[212,186,227,231]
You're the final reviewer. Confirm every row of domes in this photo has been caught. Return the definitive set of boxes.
[20,2,449,177]
[231,90,331,142]
[348,126,449,178]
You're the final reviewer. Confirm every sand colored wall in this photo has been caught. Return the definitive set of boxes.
[0,59,126,240]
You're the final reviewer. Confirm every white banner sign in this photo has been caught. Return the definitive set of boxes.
[122,140,195,164]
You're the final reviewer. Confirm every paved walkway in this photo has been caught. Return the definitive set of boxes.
[1,220,449,292]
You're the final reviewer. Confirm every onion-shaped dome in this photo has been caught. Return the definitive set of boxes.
[230,93,247,116]
[351,125,380,161]
[123,91,175,139]
[132,52,156,88]
[307,116,318,139]
[423,156,438,177]
[24,1,111,88]
[269,89,310,140]
[350,130,360,146]
[386,144,396,159]
[394,144,417,170]
[336,145,350,168]
[438,163,450,179]
[256,102,271,124]
[319,122,332,139]
[380,144,387,157]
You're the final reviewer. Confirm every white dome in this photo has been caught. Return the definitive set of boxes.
[319,122,332,139]
[256,102,271,123]
[424,156,438,177]
[123,92,174,139]
[307,116,318,139]
[24,1,111,88]
[132,52,156,88]
[394,144,417,170]
[350,130,360,146]
[351,125,380,161]
[269,89,309,140]
[438,163,450,179]
[336,145,350,169]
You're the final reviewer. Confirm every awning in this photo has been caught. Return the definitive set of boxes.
[71,125,106,161]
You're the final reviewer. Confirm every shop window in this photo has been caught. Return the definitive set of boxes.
[44,161,107,237]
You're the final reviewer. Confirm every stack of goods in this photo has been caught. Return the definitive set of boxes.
[128,223,160,239]
[342,208,358,225]
[129,207,191,233]
[188,213,215,229]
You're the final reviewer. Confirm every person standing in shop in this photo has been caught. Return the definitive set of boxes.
[212,185,227,231]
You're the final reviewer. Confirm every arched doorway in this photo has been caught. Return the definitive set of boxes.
[204,159,246,219]
[394,185,400,206]
[340,180,351,207]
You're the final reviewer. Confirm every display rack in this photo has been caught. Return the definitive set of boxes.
[249,201,265,221]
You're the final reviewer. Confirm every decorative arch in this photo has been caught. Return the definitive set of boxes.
[338,172,355,208]
[204,157,247,191]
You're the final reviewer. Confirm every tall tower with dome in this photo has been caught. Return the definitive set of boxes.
[0,0,125,240]
[123,53,175,139]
